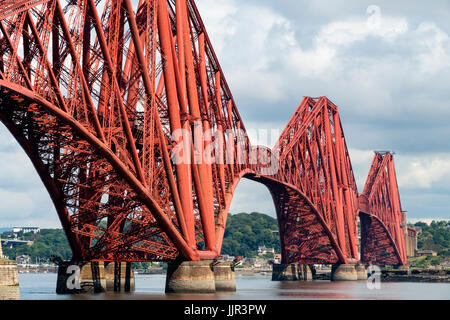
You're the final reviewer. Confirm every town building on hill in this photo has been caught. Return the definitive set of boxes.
[13,227,40,234]
[16,255,32,265]
[416,250,437,257]
[413,226,423,234]
[273,254,281,264]
[220,255,235,262]
[258,246,275,255]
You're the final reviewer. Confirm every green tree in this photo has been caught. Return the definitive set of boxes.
[415,220,450,254]
[2,229,72,262]
[220,212,280,257]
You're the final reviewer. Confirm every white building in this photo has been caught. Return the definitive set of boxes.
[13,227,40,234]
[258,246,275,255]
[16,255,32,265]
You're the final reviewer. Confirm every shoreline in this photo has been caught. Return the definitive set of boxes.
[380,269,450,283]
[16,266,450,283]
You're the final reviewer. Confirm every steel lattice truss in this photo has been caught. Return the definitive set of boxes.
[359,152,407,265]
[0,0,407,265]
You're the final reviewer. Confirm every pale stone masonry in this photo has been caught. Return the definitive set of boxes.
[0,260,19,286]
[0,235,3,259]
[0,235,21,300]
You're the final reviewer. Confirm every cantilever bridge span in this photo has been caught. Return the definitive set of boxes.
[0,0,407,267]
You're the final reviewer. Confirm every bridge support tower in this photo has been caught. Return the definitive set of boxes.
[0,238,19,300]
[331,264,358,281]
[213,262,236,292]
[355,264,368,280]
[165,260,237,293]
[0,260,19,300]
[165,261,215,293]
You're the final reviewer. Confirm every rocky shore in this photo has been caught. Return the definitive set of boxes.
[381,269,450,283]
[313,268,450,283]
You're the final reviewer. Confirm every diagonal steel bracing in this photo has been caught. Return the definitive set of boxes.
[0,0,407,265]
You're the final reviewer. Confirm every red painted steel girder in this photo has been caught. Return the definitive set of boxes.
[0,1,405,265]
[268,97,361,264]
[0,0,257,262]
[359,152,407,266]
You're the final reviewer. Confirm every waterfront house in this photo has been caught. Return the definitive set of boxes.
[258,246,275,255]
[16,255,32,265]
[273,254,282,264]
[416,250,437,257]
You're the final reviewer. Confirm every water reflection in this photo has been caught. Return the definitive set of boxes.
[15,273,450,300]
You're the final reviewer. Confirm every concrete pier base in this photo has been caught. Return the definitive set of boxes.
[105,262,135,292]
[331,264,358,281]
[0,259,20,300]
[213,262,236,292]
[165,261,216,293]
[355,264,368,280]
[272,264,313,281]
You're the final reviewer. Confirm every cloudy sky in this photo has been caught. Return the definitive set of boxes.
[0,0,449,228]
[195,0,450,223]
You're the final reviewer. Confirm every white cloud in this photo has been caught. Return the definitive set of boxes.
[408,218,449,225]
[196,0,450,221]
[196,0,450,126]
[348,148,374,190]
[1,1,449,228]
[396,153,450,189]
[0,149,38,188]
[195,0,238,55]
[415,22,450,73]
[0,124,59,228]
[229,178,276,217]
[0,189,34,219]
[347,149,450,192]
[319,16,408,46]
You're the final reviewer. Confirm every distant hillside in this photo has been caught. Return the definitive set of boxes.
[221,212,280,258]
[1,229,71,262]
[1,212,281,261]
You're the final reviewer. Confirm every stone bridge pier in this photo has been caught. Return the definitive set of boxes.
[0,238,20,300]
[165,260,236,293]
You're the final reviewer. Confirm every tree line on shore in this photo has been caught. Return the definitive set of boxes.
[1,213,448,265]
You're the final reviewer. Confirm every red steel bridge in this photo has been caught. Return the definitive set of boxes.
[0,0,407,267]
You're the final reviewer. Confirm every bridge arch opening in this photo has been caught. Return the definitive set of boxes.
[0,122,61,229]
[0,121,74,263]
[223,177,280,259]
[221,173,343,265]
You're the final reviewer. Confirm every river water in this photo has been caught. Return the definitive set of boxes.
[16,273,450,300]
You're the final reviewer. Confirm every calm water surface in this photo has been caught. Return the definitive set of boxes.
[17,273,450,300]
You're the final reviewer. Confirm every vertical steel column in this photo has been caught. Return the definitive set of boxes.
[323,102,347,261]
[334,114,358,259]
[214,71,227,200]
[157,0,195,248]
[181,0,216,252]
[388,155,407,264]
[122,0,189,241]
